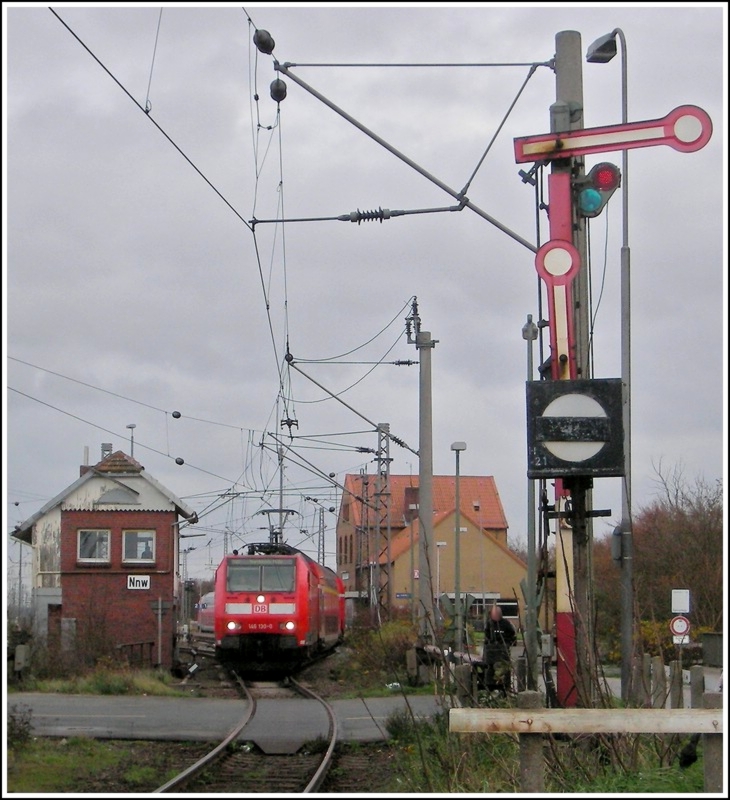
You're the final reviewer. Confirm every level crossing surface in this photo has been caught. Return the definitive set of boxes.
[9,692,444,745]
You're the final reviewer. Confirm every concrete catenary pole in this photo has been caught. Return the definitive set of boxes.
[417,330,436,643]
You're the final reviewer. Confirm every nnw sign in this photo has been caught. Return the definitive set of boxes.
[127,575,151,590]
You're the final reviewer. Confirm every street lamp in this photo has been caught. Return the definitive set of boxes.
[436,541,447,609]
[586,28,634,705]
[451,441,467,655]
[522,316,539,689]
[126,423,136,457]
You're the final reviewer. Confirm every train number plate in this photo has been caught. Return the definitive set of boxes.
[246,622,274,631]
[253,603,268,614]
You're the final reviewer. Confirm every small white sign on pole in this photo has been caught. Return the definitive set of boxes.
[673,635,689,645]
[671,589,690,614]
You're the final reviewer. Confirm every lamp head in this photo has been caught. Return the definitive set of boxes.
[451,441,467,452]
[586,32,618,63]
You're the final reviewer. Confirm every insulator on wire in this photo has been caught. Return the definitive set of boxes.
[347,207,391,224]
[253,29,275,54]
[270,79,287,103]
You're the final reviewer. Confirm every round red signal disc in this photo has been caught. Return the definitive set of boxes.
[669,615,690,636]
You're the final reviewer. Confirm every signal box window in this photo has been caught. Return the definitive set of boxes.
[227,558,295,592]
[78,529,110,563]
[123,530,155,562]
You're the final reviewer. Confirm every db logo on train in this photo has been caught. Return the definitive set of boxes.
[253,603,269,614]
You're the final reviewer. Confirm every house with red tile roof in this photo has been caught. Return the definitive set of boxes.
[336,472,527,627]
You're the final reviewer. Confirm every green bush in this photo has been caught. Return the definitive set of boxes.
[8,704,33,749]
[638,620,708,667]
[341,618,420,687]
[89,668,135,695]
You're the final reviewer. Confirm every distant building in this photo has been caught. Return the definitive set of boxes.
[10,448,197,669]
[336,473,527,626]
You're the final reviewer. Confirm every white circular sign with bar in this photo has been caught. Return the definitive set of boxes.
[542,393,607,462]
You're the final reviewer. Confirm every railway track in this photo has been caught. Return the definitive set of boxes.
[154,672,338,794]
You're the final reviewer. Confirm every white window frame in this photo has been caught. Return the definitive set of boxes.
[77,529,110,563]
[122,530,156,563]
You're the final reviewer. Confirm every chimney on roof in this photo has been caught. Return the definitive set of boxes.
[80,445,92,477]
[404,486,420,523]
[101,443,113,460]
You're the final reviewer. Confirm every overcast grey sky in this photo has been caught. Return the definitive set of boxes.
[4,3,726,585]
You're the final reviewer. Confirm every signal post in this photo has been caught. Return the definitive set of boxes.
[517,31,712,707]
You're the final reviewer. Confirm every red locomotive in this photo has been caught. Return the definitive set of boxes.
[213,542,345,671]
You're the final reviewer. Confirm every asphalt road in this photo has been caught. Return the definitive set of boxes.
[9,692,445,751]
[10,666,721,751]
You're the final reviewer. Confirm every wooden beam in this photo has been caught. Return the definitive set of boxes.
[450,708,723,735]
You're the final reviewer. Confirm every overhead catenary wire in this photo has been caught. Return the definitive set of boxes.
[9,387,238,486]
[17,11,416,565]
[250,204,461,227]
[588,211,612,379]
[285,360,418,456]
[460,63,540,197]
[263,434,379,513]
[35,11,555,560]
[286,327,408,405]
[143,8,163,113]
[293,296,415,362]
[8,356,264,434]
[47,8,254,235]
[274,61,538,254]
[273,61,553,69]
[48,7,289,428]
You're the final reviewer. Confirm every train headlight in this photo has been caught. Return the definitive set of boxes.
[256,595,265,604]
[279,620,295,631]
[226,621,242,631]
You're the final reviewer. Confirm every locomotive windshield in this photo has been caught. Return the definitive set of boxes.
[227,557,296,592]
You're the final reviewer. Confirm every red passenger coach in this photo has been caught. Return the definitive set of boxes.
[196,592,215,633]
[213,542,345,671]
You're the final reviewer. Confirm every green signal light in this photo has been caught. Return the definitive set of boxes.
[574,162,621,218]
[578,187,602,214]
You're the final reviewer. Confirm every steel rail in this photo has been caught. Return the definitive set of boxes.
[290,676,339,793]
[153,671,255,793]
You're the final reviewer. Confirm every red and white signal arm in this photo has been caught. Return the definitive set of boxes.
[669,615,691,636]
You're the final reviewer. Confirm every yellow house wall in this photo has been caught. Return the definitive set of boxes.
[389,513,526,617]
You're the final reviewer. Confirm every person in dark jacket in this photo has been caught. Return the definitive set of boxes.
[482,605,517,694]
